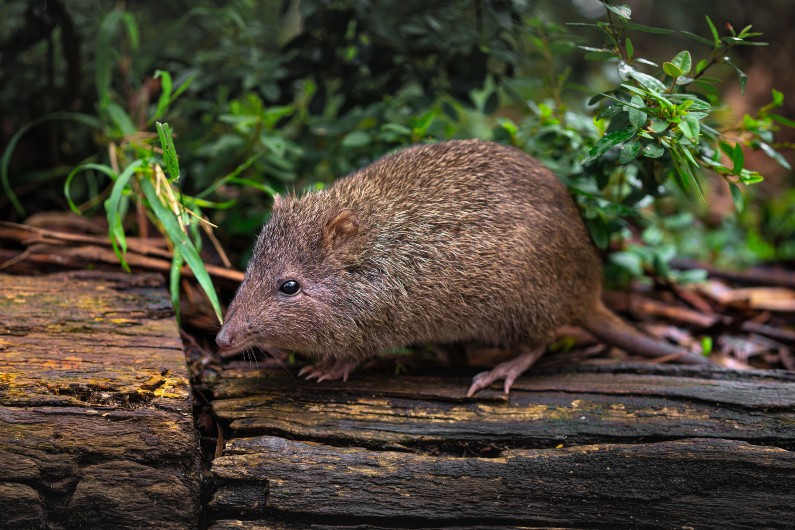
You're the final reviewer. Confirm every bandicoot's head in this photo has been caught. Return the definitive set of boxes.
[215,194,364,357]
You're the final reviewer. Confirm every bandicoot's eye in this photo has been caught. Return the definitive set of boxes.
[279,280,301,296]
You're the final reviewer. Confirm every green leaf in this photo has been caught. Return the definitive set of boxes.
[588,93,606,105]
[679,31,714,47]
[649,118,669,133]
[635,58,659,67]
[680,116,701,141]
[586,50,619,62]
[670,144,705,205]
[771,89,784,106]
[341,130,372,148]
[156,122,180,181]
[670,50,692,75]
[152,70,173,122]
[619,137,641,164]
[603,3,632,19]
[667,94,712,111]
[771,114,795,128]
[105,159,144,271]
[624,23,674,35]
[262,105,295,129]
[628,95,646,128]
[609,251,643,276]
[1,111,100,216]
[260,134,287,157]
[121,12,140,50]
[722,36,768,47]
[582,126,636,165]
[642,225,664,246]
[739,171,763,185]
[642,143,665,158]
[719,142,734,158]
[413,110,436,135]
[695,59,709,75]
[729,182,744,213]
[170,75,194,103]
[723,58,748,95]
[587,215,609,249]
[624,37,634,60]
[140,177,223,324]
[705,15,720,47]
[701,336,713,356]
[759,142,792,170]
[484,92,499,114]
[380,123,413,136]
[170,249,185,325]
[106,103,137,136]
[597,104,623,120]
[228,177,278,195]
[732,143,745,173]
[195,150,267,200]
[627,71,667,93]
[65,163,118,215]
[663,62,682,78]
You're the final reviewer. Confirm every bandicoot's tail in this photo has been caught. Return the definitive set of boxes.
[580,301,712,365]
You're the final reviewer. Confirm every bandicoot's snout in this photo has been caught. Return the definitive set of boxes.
[215,327,233,350]
[216,315,246,351]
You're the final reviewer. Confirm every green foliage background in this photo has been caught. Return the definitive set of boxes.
[1,0,793,319]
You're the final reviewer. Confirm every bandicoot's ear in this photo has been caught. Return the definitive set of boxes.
[322,208,359,251]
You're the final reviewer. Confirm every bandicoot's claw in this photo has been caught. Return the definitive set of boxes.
[466,345,546,397]
[299,357,357,383]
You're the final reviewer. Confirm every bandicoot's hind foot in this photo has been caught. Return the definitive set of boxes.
[298,357,359,382]
[466,345,545,397]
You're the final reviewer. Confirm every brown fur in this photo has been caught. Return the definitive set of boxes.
[217,140,707,367]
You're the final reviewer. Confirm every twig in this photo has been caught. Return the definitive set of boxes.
[201,217,233,269]
[0,247,31,271]
[671,258,795,289]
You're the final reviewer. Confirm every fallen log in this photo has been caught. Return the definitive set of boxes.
[206,363,795,528]
[0,271,200,529]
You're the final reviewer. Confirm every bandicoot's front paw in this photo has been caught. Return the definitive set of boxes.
[298,357,358,383]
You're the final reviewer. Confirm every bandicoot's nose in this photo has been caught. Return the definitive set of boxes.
[215,327,234,350]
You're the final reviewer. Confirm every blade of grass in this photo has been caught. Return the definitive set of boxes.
[156,122,180,182]
[105,159,145,271]
[64,163,118,215]
[169,248,185,325]
[195,150,268,199]
[2,112,100,216]
[152,71,173,122]
[140,177,223,323]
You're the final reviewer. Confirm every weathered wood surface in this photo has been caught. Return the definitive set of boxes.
[0,272,199,529]
[208,363,795,528]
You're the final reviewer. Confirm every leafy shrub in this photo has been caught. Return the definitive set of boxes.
[2,0,793,319]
